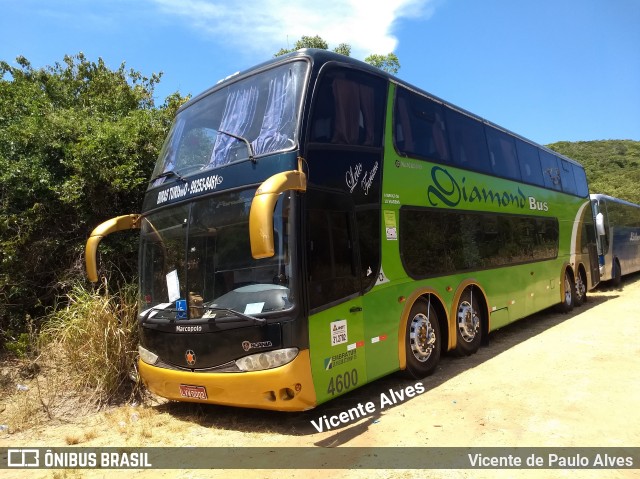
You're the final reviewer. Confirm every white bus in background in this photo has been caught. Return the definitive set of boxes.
[591,193,640,285]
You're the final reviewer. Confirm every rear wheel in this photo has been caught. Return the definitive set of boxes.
[574,268,587,306]
[453,288,482,356]
[403,299,441,379]
[558,270,575,313]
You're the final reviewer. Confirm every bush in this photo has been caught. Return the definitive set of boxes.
[0,53,187,342]
[41,281,141,404]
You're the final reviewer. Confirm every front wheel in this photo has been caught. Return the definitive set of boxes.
[403,299,441,379]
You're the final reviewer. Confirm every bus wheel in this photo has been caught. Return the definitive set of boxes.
[403,299,441,379]
[574,268,587,306]
[454,288,482,356]
[558,270,575,313]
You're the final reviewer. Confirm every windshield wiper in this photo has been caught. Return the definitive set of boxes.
[150,169,187,183]
[206,307,266,325]
[217,129,256,163]
[140,305,265,325]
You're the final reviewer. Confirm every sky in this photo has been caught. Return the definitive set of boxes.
[1,0,638,145]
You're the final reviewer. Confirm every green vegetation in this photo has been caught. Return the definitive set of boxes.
[1,282,140,432]
[42,282,140,404]
[547,140,640,205]
[0,53,188,345]
[275,35,401,74]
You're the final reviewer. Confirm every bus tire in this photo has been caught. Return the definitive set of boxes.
[574,268,587,306]
[403,299,441,379]
[611,259,622,287]
[558,269,575,313]
[453,287,482,356]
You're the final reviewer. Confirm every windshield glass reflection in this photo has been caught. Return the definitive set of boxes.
[151,61,308,185]
[139,189,295,321]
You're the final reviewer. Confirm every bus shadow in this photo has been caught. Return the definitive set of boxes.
[594,269,640,292]
[153,283,627,441]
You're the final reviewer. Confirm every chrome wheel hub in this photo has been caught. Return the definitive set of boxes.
[410,313,436,362]
[457,301,480,342]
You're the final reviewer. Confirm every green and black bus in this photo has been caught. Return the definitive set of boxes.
[86,49,599,411]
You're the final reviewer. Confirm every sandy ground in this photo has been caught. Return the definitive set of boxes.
[1,274,639,479]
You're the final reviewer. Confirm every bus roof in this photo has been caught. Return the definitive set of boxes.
[590,193,640,208]
[181,48,583,169]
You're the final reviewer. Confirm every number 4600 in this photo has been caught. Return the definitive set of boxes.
[326,369,358,396]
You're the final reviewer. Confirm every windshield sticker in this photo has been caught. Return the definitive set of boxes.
[166,270,180,302]
[244,302,265,315]
[331,320,348,346]
[175,299,187,319]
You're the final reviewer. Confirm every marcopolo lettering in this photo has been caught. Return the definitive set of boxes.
[175,324,203,333]
[427,166,527,209]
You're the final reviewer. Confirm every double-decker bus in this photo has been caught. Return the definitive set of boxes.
[591,193,640,285]
[85,49,599,411]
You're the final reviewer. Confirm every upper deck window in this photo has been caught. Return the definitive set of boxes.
[394,88,450,163]
[309,67,385,147]
[151,61,308,184]
[539,150,563,191]
[445,107,492,174]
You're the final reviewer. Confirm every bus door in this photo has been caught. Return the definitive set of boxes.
[305,188,368,404]
[593,198,609,278]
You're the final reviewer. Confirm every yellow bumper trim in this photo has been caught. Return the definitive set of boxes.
[138,349,317,411]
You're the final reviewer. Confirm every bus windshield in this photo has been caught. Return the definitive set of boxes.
[151,60,308,183]
[139,188,296,320]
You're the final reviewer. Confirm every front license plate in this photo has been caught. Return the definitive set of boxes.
[179,384,208,400]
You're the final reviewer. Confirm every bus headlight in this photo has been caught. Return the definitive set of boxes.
[138,345,159,365]
[235,348,299,371]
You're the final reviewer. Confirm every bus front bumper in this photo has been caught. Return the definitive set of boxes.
[138,349,317,411]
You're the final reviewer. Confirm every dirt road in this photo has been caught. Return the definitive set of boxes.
[2,275,639,478]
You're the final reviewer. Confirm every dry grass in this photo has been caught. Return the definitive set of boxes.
[0,281,142,433]
[42,282,140,403]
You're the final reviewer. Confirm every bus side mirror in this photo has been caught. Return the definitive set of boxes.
[249,160,306,259]
[595,212,605,236]
[85,214,141,282]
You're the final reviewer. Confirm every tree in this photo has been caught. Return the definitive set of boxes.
[275,35,329,56]
[364,53,400,75]
[275,35,400,73]
[0,53,188,341]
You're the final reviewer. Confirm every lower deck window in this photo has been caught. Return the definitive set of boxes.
[400,207,559,278]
